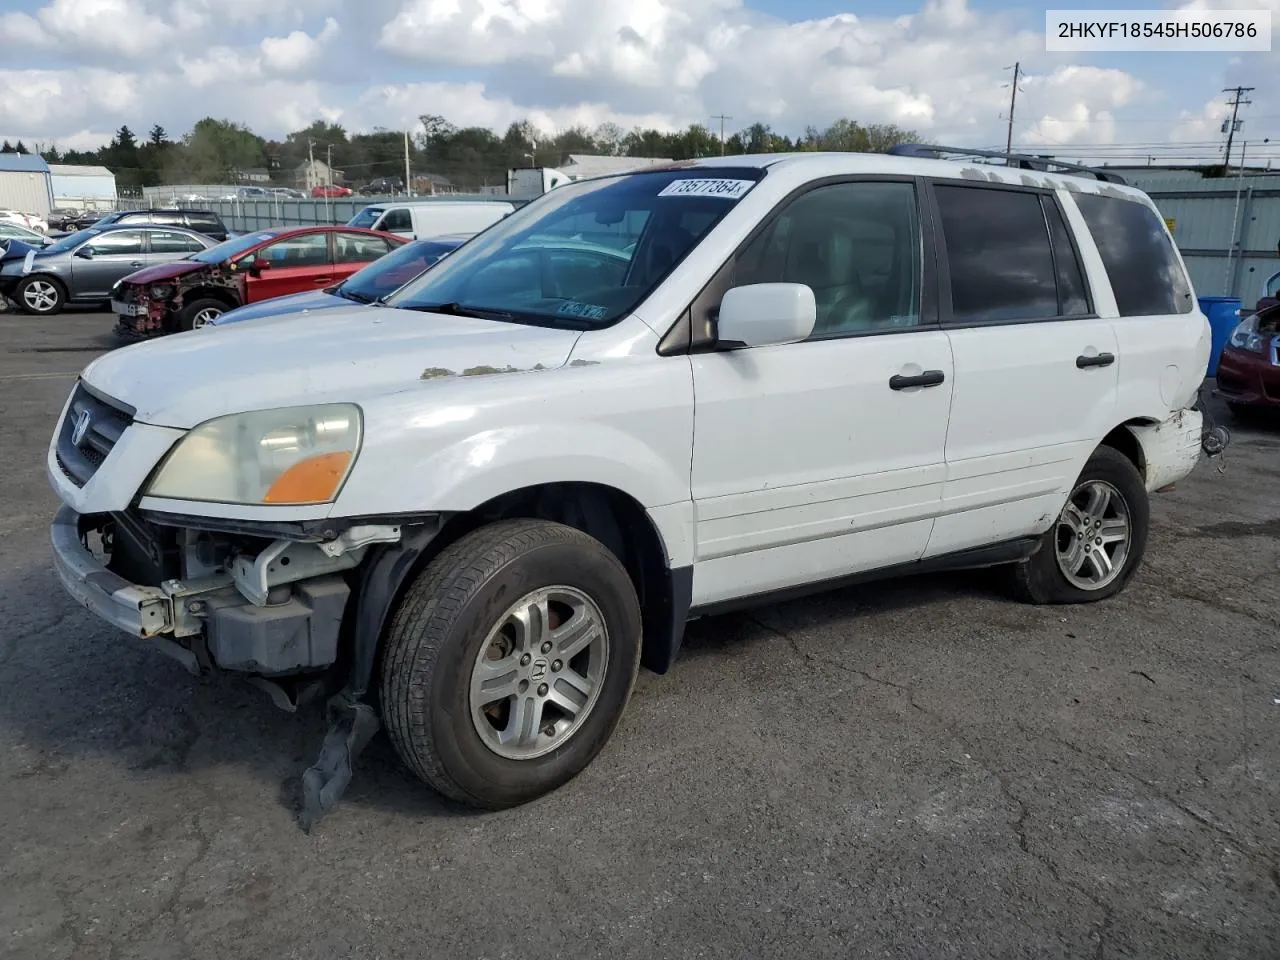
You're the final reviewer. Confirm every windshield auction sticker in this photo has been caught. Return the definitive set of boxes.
[658,179,755,199]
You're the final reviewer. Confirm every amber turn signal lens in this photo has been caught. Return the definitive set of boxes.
[262,452,353,504]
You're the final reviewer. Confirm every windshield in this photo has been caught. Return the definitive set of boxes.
[189,231,279,263]
[335,238,464,303]
[348,207,383,230]
[384,169,763,328]
[45,228,103,254]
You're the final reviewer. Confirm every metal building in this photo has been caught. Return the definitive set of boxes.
[0,153,54,219]
[48,163,117,212]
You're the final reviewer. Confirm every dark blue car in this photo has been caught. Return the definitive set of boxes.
[209,233,471,326]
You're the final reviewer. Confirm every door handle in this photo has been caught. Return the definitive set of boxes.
[1076,352,1115,369]
[312,276,333,284]
[889,370,946,390]
[129,261,143,267]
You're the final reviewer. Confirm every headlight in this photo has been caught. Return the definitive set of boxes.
[1229,315,1265,353]
[150,283,174,299]
[146,403,363,505]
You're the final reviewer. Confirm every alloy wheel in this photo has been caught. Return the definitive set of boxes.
[469,585,611,760]
[191,307,222,328]
[22,280,59,313]
[1054,480,1132,590]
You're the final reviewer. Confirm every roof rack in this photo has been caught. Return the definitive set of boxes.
[888,143,1128,185]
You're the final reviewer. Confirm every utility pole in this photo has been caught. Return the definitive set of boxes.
[1003,62,1021,160]
[712,114,732,155]
[307,138,315,191]
[1222,85,1254,170]
[404,129,412,197]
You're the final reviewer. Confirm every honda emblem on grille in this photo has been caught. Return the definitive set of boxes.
[70,409,93,448]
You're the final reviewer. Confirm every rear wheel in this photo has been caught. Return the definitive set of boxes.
[379,519,643,809]
[177,297,226,331]
[1009,446,1149,605]
[17,276,65,316]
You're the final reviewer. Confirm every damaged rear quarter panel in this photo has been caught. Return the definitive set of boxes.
[1126,409,1204,492]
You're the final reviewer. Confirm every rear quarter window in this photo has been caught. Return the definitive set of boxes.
[1072,193,1193,316]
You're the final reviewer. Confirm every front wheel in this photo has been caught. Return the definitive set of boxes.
[1009,446,1150,605]
[177,298,227,331]
[379,519,643,809]
[16,276,65,315]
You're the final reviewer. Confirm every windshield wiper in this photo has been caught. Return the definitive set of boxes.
[402,301,515,321]
[337,287,374,304]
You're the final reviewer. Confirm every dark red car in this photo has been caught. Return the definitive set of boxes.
[312,185,353,198]
[1216,298,1280,414]
[111,225,407,337]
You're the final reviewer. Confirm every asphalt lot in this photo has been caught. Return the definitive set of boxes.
[1,308,1278,960]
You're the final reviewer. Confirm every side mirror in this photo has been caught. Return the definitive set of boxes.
[75,246,95,260]
[249,257,272,274]
[715,283,816,349]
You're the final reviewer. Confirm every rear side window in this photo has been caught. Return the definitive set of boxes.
[379,208,413,232]
[934,185,1058,324]
[184,212,222,229]
[1043,198,1090,316]
[149,230,206,253]
[1072,193,1193,316]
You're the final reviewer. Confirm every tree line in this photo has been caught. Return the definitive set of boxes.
[10,115,922,193]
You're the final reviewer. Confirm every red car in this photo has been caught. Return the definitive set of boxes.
[1217,298,1280,415]
[312,185,353,198]
[111,225,407,337]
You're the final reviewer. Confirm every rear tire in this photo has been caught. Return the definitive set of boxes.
[177,297,227,331]
[379,518,643,809]
[16,275,65,316]
[1008,446,1149,605]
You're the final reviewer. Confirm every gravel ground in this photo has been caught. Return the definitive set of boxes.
[1,310,1277,960]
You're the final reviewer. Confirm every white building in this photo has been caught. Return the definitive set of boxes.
[48,163,117,211]
[0,154,54,218]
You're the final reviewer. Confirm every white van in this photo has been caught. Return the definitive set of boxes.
[347,199,515,240]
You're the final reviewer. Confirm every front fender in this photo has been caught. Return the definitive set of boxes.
[341,420,690,512]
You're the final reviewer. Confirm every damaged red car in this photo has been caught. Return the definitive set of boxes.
[111,225,408,337]
[1216,298,1280,415]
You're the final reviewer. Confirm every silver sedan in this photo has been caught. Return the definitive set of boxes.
[0,223,217,316]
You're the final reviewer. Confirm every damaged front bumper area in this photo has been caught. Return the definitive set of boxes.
[50,505,401,708]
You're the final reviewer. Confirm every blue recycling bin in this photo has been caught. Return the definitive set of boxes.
[1197,296,1242,377]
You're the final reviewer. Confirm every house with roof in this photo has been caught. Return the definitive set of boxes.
[0,153,54,218]
[48,163,117,211]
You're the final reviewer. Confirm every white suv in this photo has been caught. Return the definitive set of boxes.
[47,147,1215,828]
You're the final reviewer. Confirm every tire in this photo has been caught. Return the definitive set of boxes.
[177,297,227,332]
[380,518,643,809]
[16,275,66,316]
[1008,446,1150,605]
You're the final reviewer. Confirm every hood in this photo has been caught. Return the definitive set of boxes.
[79,304,584,428]
[0,238,41,264]
[211,290,342,326]
[119,260,209,285]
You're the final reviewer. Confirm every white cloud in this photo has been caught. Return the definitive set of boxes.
[0,0,172,56]
[0,0,1263,168]
[261,17,341,75]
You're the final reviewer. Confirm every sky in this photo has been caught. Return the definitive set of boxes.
[0,0,1277,166]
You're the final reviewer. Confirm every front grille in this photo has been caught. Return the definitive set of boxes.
[55,382,135,487]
